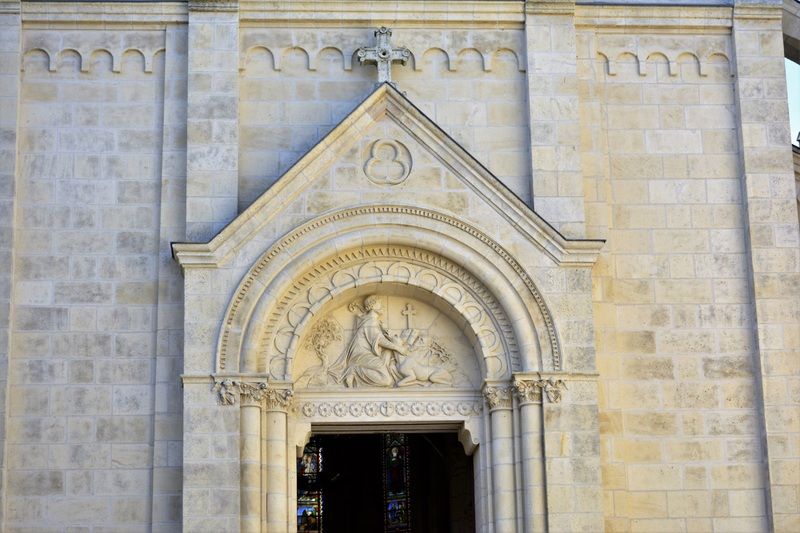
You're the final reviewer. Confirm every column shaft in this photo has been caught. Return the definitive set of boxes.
[240,403,261,533]
[265,409,288,532]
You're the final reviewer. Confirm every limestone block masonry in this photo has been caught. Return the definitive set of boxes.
[0,1,797,532]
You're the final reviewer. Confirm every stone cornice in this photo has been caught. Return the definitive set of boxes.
[575,4,734,32]
[188,0,238,12]
[21,2,188,27]
[239,0,525,27]
[0,1,20,15]
[526,0,576,16]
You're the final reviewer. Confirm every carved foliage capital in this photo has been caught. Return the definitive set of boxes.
[262,388,294,412]
[483,385,513,411]
[513,379,543,405]
[513,374,567,405]
[212,378,293,410]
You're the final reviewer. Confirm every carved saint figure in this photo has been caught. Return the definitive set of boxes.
[330,295,407,387]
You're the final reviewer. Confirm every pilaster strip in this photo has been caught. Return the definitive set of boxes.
[525,0,587,238]
[0,3,21,527]
[185,0,239,241]
[732,3,800,529]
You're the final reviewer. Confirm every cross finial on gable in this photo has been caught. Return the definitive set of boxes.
[356,27,411,85]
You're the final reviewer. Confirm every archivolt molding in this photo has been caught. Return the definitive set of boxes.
[213,205,563,376]
[21,31,165,73]
[260,245,519,381]
[239,29,526,73]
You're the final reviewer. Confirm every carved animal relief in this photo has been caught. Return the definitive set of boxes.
[296,295,477,389]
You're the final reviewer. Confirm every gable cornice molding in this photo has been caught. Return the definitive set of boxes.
[172,84,604,270]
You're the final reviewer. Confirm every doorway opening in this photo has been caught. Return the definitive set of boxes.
[297,432,475,533]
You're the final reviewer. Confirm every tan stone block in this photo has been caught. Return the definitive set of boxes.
[710,464,765,489]
[666,440,723,462]
[655,280,713,303]
[668,490,711,517]
[613,439,662,463]
[621,356,673,379]
[605,278,654,303]
[624,413,677,436]
[684,466,708,489]
[628,465,682,490]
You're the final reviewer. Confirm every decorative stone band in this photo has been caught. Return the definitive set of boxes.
[296,400,483,419]
[188,0,239,12]
[210,377,293,411]
[513,374,567,405]
[483,384,514,411]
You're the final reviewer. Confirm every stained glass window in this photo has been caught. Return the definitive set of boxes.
[297,438,323,532]
[383,433,411,532]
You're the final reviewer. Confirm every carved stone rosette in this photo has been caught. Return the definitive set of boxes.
[483,385,513,411]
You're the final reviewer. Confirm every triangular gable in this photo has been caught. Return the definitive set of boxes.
[173,83,603,268]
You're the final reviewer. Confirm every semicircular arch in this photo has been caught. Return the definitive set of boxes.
[217,205,562,377]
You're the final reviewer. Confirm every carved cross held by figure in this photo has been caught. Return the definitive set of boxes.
[356,27,411,85]
[402,303,416,330]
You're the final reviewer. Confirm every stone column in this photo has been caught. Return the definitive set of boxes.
[483,383,517,533]
[513,376,547,532]
[263,387,293,533]
[732,2,800,530]
[239,387,263,533]
[186,0,240,241]
[0,1,20,524]
[524,0,585,237]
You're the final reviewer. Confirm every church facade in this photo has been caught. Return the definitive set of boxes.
[0,0,799,531]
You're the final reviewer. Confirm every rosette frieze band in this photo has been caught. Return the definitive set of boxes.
[482,384,514,411]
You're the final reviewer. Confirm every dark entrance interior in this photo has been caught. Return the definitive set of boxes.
[297,432,475,533]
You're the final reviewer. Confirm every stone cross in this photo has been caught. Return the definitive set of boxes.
[402,303,416,330]
[356,27,411,85]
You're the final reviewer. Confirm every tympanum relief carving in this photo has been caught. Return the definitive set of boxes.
[295,295,479,389]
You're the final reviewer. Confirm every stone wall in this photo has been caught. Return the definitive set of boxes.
[7,27,168,530]
[0,1,797,532]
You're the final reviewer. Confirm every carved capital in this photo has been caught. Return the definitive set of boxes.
[513,379,543,405]
[513,374,567,405]
[483,385,513,411]
[212,378,286,408]
[239,381,269,407]
[262,388,294,412]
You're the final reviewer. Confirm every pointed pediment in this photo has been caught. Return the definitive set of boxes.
[173,83,603,268]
